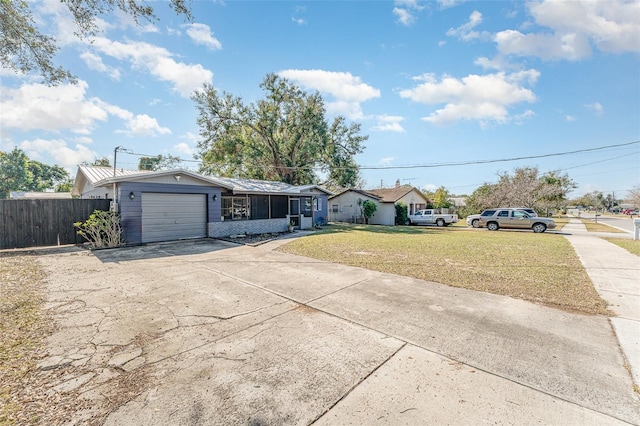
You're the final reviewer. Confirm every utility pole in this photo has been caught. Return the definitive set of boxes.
[112,146,129,211]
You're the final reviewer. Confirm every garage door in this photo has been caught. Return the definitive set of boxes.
[141,193,207,243]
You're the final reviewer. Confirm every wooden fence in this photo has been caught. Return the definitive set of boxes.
[0,199,111,249]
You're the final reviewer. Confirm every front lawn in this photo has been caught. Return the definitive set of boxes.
[278,224,609,315]
[603,238,640,256]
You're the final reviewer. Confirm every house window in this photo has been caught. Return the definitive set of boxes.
[332,204,338,213]
[301,197,312,216]
[314,197,322,211]
[222,196,250,220]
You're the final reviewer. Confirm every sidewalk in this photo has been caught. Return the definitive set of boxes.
[563,218,640,386]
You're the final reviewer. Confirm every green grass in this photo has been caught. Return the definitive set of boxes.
[278,224,609,315]
[603,238,640,257]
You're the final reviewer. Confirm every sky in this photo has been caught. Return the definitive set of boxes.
[1,0,639,199]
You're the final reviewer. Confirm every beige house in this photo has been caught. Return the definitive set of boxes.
[328,186,430,226]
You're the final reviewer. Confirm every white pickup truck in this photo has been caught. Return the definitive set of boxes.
[407,209,458,227]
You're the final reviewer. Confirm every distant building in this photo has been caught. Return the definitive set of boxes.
[9,192,72,199]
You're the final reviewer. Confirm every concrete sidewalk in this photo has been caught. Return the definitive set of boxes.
[563,218,640,386]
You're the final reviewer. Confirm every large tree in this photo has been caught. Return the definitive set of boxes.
[0,0,191,85]
[138,154,182,171]
[0,147,70,198]
[466,167,575,213]
[627,185,640,209]
[192,74,367,187]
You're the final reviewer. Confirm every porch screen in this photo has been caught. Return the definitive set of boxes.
[270,195,287,218]
[250,195,270,220]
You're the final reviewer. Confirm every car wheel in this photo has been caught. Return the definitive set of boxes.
[532,223,547,233]
[406,219,412,225]
[436,218,445,227]
[487,222,499,231]
[471,219,479,228]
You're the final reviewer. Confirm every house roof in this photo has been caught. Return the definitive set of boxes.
[367,186,429,203]
[328,188,382,201]
[214,177,333,196]
[93,168,234,189]
[72,166,332,196]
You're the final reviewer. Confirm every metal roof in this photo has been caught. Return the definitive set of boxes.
[78,166,150,184]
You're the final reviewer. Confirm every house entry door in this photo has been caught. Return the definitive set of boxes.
[289,198,300,228]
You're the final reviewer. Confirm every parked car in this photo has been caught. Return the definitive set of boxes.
[466,208,537,228]
[478,208,555,233]
[407,209,458,227]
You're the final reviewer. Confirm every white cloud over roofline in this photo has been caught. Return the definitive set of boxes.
[399,70,539,125]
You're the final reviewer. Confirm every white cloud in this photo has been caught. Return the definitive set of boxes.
[277,69,380,119]
[1,81,171,136]
[437,0,466,8]
[584,102,604,116]
[495,30,592,61]
[174,142,193,155]
[495,0,640,61]
[185,23,222,50]
[0,81,108,133]
[393,0,425,26]
[446,10,486,41]
[372,115,406,133]
[80,52,121,80]
[91,37,213,97]
[399,70,539,125]
[116,114,172,137]
[393,8,415,26]
[566,115,576,122]
[292,16,307,25]
[380,157,395,165]
[19,138,97,170]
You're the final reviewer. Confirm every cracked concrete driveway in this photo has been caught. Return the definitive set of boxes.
[37,238,639,425]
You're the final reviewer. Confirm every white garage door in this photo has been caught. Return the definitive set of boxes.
[141,193,207,243]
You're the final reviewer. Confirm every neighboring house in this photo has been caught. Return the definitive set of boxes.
[328,186,430,226]
[72,166,331,244]
[328,189,387,224]
[367,186,430,216]
[10,192,72,199]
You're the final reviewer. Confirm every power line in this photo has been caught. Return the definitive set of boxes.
[120,140,640,172]
[358,140,640,170]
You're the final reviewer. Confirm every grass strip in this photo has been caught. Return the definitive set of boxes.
[603,238,640,257]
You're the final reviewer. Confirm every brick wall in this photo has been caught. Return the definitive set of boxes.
[209,218,290,237]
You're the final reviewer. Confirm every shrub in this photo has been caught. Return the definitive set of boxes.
[74,210,123,248]
[362,200,377,224]
[395,201,408,225]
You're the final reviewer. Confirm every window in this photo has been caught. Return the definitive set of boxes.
[481,210,495,217]
[332,204,338,213]
[222,196,250,220]
[301,197,312,216]
[314,197,322,211]
[512,210,528,218]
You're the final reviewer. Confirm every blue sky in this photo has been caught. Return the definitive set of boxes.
[1,0,639,198]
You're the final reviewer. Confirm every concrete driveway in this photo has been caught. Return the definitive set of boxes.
[37,237,639,425]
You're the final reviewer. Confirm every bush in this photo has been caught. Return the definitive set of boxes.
[395,201,408,225]
[362,200,377,224]
[74,210,123,248]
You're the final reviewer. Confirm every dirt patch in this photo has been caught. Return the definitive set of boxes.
[0,252,82,425]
